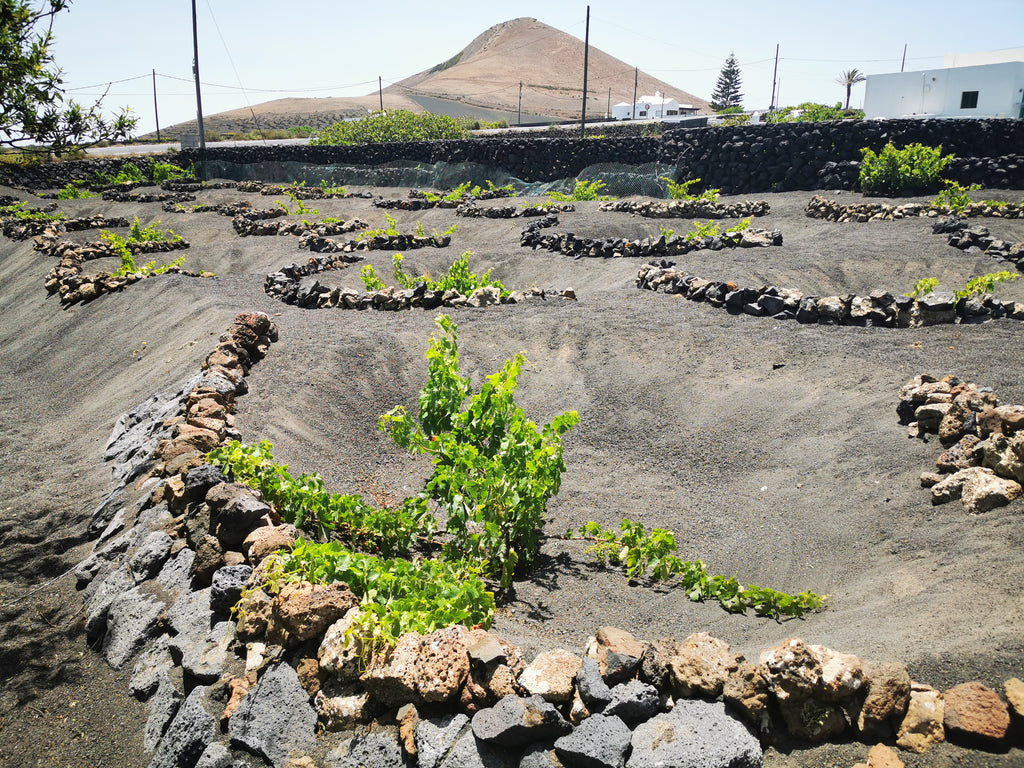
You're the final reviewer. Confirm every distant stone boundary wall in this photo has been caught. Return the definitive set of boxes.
[1,119,1023,193]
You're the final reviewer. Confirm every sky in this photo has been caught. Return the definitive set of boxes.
[47,0,1024,136]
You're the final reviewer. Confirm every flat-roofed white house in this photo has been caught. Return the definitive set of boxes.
[613,92,699,120]
[863,49,1024,119]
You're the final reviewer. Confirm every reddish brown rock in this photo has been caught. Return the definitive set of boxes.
[760,637,822,703]
[361,632,424,706]
[723,662,772,735]
[272,581,359,643]
[852,743,905,768]
[223,550,246,568]
[667,632,741,698]
[398,703,419,756]
[236,589,273,641]
[296,657,323,698]
[417,626,471,704]
[187,416,226,438]
[518,649,582,702]
[243,524,298,563]
[222,677,250,721]
[588,626,647,682]
[173,422,222,453]
[163,450,206,478]
[855,661,911,737]
[205,348,241,370]
[935,434,981,473]
[188,397,227,421]
[896,683,945,753]
[1004,678,1024,720]
[943,681,1010,744]
[189,534,225,583]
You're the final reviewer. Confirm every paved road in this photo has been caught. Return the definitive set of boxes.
[86,137,312,156]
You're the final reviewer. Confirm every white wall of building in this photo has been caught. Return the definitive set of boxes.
[864,62,1024,119]
[612,93,698,120]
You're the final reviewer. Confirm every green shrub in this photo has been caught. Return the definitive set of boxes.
[207,440,432,553]
[905,272,1019,300]
[932,180,982,214]
[276,191,318,217]
[0,201,64,222]
[100,230,186,277]
[381,315,579,588]
[421,180,513,204]
[358,212,401,241]
[859,142,953,195]
[767,102,864,123]
[270,540,495,658]
[661,176,721,203]
[956,271,1019,299]
[360,250,505,297]
[151,161,193,183]
[311,110,471,145]
[91,161,146,187]
[546,179,614,202]
[56,181,98,199]
[128,216,183,243]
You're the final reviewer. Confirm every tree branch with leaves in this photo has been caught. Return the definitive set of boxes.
[0,0,136,152]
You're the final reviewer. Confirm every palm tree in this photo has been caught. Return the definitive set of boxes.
[837,68,867,110]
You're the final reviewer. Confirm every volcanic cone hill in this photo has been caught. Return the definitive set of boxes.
[153,17,710,138]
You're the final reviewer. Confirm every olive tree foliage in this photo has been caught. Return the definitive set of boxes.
[0,0,136,151]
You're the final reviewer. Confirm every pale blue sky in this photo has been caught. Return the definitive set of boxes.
[49,0,1024,134]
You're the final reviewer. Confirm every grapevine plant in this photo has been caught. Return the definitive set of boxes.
[209,316,826,652]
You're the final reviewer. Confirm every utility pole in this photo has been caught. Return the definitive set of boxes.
[152,69,160,142]
[518,81,522,126]
[581,5,590,136]
[769,44,779,110]
[901,44,907,72]
[379,76,384,112]
[632,66,638,120]
[191,0,205,151]
[606,87,611,119]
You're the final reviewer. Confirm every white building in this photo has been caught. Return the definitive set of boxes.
[612,92,699,120]
[863,51,1024,119]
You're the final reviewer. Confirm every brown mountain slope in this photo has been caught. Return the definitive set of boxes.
[389,17,711,119]
[157,17,709,137]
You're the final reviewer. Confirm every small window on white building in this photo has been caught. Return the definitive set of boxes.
[960,91,979,109]
[638,110,647,117]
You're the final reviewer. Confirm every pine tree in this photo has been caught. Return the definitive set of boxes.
[710,53,743,111]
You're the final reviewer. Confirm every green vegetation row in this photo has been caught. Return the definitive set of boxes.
[359,250,504,296]
[906,271,1020,301]
[99,217,186,277]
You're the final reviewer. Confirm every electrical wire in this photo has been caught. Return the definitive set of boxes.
[203,0,268,139]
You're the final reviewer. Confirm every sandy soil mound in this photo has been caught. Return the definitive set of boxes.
[0,183,1022,767]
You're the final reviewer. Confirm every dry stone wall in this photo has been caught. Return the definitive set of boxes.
[1,119,1021,197]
